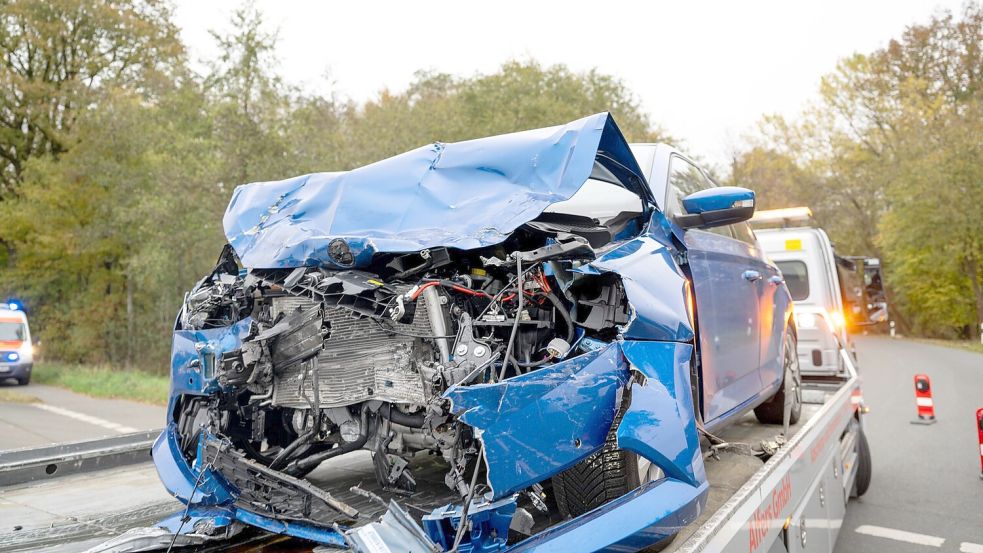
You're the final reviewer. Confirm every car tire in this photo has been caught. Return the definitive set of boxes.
[754,328,802,425]
[552,433,641,519]
[17,376,29,386]
[853,427,872,497]
[552,434,678,551]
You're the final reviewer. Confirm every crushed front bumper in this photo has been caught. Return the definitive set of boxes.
[152,340,709,552]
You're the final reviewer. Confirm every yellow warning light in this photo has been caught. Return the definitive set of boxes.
[785,239,802,251]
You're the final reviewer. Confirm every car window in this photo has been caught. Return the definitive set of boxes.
[668,155,733,238]
[0,321,25,341]
[730,221,757,245]
[776,260,810,300]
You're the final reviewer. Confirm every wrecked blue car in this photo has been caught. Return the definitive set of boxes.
[153,113,798,552]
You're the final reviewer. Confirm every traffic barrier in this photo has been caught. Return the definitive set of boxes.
[911,374,937,425]
[977,408,983,480]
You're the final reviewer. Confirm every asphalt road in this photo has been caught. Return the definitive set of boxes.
[0,383,164,450]
[835,336,983,553]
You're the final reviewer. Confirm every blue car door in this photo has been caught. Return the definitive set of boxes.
[665,156,763,425]
[733,221,787,392]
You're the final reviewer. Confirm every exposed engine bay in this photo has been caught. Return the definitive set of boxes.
[171,217,642,531]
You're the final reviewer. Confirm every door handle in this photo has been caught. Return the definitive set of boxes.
[742,270,762,282]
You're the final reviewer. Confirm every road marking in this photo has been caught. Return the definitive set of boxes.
[32,403,137,433]
[962,543,983,553]
[855,525,945,547]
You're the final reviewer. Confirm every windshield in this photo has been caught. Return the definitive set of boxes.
[0,321,25,341]
[777,260,810,301]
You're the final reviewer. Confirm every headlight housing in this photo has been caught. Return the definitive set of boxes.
[4,351,19,362]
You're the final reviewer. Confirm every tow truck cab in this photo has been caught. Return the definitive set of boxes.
[0,303,33,385]
[752,209,848,377]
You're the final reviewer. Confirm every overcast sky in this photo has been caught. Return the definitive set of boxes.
[173,0,967,169]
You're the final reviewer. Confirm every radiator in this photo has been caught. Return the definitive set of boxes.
[270,295,436,409]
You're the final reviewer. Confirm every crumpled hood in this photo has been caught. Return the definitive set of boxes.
[223,112,646,268]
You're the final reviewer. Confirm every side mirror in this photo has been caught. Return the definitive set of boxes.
[677,187,756,230]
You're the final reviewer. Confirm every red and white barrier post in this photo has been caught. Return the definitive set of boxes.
[911,374,937,425]
[976,408,983,480]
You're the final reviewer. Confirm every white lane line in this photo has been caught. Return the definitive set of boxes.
[855,525,945,547]
[32,403,137,434]
[962,543,983,553]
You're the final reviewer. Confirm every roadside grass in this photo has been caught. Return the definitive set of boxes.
[0,388,40,403]
[32,362,170,405]
[913,338,983,355]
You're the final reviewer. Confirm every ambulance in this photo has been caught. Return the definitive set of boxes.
[0,301,33,385]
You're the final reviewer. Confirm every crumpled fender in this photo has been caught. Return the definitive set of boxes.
[444,343,629,499]
[616,341,706,486]
[509,340,708,552]
[576,232,694,342]
[443,339,706,500]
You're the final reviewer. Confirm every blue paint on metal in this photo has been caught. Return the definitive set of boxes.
[424,497,517,553]
[684,228,767,425]
[151,425,236,506]
[234,509,349,547]
[579,232,694,342]
[444,343,629,499]
[681,186,755,214]
[509,333,710,553]
[170,317,253,397]
[506,478,708,552]
[617,341,706,487]
[152,423,350,546]
[223,113,648,269]
[435,339,711,553]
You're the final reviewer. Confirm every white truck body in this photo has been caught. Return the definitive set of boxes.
[756,228,848,377]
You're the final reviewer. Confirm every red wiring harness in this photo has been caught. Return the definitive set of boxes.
[407,271,553,305]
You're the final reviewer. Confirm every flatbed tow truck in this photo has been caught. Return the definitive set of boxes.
[1,339,870,553]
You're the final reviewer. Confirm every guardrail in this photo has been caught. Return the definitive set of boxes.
[0,429,160,487]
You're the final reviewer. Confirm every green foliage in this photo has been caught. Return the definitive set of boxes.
[0,0,184,197]
[731,3,983,337]
[32,362,170,404]
[0,1,665,371]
